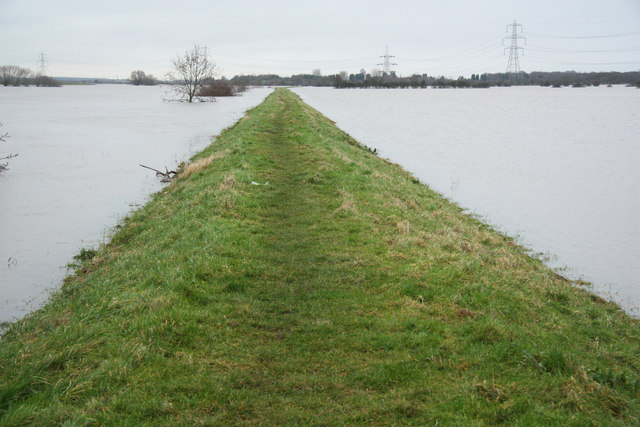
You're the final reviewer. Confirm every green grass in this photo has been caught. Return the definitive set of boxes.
[1,88,639,425]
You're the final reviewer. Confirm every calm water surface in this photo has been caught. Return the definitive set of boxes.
[0,85,273,323]
[294,86,640,315]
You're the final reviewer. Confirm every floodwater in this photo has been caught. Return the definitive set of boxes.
[293,86,640,315]
[0,85,273,323]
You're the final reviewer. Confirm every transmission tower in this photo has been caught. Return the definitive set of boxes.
[38,52,48,76]
[503,20,525,81]
[378,46,397,76]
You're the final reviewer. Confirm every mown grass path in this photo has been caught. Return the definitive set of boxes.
[1,89,639,425]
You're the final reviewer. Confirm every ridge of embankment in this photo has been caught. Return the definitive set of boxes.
[1,88,638,425]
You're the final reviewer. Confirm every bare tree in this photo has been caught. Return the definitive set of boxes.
[0,65,33,86]
[1,65,59,87]
[167,45,215,102]
[130,70,158,86]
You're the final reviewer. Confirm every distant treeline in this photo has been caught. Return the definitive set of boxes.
[0,65,60,87]
[230,73,336,87]
[229,71,640,89]
[336,70,640,89]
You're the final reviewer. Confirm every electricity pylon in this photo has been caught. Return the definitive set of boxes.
[503,20,525,82]
[378,46,397,76]
[38,52,48,76]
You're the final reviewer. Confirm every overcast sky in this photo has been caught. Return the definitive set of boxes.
[1,0,639,79]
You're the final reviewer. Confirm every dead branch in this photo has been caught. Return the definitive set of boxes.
[0,153,18,161]
[139,164,177,182]
[0,154,17,173]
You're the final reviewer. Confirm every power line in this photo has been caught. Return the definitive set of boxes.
[526,46,640,54]
[402,35,503,62]
[525,55,640,67]
[525,29,640,39]
[214,52,376,64]
[48,57,169,66]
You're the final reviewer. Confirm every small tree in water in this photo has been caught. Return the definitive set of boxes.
[0,122,17,173]
[167,45,215,102]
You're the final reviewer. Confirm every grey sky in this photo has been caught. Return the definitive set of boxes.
[1,0,639,79]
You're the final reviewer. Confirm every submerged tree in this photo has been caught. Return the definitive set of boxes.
[34,74,61,87]
[0,65,33,86]
[0,122,17,173]
[0,65,60,87]
[167,45,215,102]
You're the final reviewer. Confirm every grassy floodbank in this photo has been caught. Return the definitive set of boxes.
[1,88,639,425]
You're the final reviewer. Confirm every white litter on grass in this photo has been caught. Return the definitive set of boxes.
[250,181,270,186]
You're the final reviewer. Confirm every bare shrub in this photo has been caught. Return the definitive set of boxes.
[198,80,236,97]
[34,74,61,87]
[0,122,17,173]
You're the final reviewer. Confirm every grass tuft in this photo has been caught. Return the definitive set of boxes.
[180,151,226,179]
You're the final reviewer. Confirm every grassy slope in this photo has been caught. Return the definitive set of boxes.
[1,88,638,425]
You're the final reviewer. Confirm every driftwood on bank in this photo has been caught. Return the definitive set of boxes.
[139,164,177,182]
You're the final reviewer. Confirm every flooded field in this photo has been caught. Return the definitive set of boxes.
[1,84,638,322]
[0,85,273,323]
[294,86,640,315]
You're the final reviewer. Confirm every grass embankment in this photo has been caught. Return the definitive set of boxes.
[1,89,639,425]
